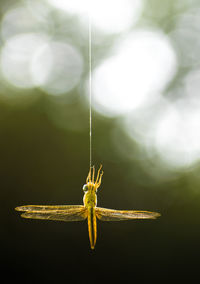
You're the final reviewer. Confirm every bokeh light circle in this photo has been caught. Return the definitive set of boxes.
[155,105,200,168]
[31,41,84,95]
[91,29,177,117]
[0,33,49,89]
[47,0,143,34]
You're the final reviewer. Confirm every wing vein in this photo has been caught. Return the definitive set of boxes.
[95,207,161,221]
[17,206,88,222]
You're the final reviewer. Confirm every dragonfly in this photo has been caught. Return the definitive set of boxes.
[15,165,160,249]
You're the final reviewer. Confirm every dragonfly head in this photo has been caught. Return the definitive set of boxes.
[83,165,103,193]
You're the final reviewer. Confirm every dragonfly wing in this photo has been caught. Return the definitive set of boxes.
[96,207,161,221]
[15,205,83,212]
[18,206,88,222]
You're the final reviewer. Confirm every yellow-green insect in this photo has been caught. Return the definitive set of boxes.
[15,165,160,249]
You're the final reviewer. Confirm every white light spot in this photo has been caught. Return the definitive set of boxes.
[47,0,143,33]
[155,105,200,168]
[1,5,49,41]
[31,41,83,95]
[0,33,49,88]
[92,29,177,117]
[124,96,200,169]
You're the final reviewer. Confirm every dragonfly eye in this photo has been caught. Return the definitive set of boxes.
[83,184,88,192]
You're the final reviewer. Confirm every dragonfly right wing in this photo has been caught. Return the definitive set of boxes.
[15,205,87,222]
[15,205,83,212]
[96,207,161,221]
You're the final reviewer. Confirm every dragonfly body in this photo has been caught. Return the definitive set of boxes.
[15,165,160,249]
[82,166,101,249]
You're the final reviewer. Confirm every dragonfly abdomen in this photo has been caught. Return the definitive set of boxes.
[87,207,97,249]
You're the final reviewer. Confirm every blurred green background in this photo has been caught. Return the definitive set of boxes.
[1,0,200,282]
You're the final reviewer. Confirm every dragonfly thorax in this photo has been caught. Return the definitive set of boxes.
[83,185,97,208]
[82,165,103,208]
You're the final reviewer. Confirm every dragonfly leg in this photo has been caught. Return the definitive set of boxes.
[95,165,103,188]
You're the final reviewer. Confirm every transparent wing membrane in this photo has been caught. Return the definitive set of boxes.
[17,206,87,222]
[95,207,161,221]
[15,205,83,212]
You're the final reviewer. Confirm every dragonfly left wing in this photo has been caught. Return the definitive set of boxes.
[96,207,160,221]
[15,205,87,222]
